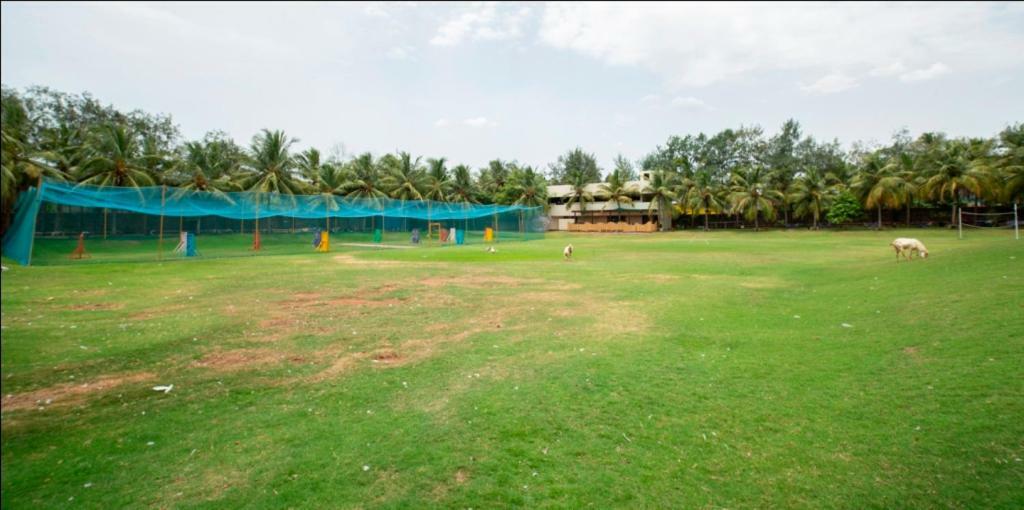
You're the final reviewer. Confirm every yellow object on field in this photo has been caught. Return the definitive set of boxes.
[317,231,330,252]
[484,227,494,242]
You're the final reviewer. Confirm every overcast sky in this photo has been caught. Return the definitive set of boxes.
[3,1,1023,170]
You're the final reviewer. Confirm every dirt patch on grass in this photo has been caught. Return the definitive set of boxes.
[307,352,367,381]
[332,254,403,266]
[2,372,156,413]
[67,302,124,311]
[419,275,546,288]
[644,274,680,283]
[328,297,403,307]
[128,304,187,321]
[372,348,402,362]
[191,349,290,372]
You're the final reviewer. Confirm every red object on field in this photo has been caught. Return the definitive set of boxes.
[252,231,262,251]
[69,232,89,259]
[439,228,449,242]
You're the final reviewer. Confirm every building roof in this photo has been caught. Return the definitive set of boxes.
[546,179,651,199]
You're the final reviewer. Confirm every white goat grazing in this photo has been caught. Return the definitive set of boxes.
[563,244,574,261]
[890,238,929,262]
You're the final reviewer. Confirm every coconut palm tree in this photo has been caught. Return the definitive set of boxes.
[238,129,302,194]
[448,164,478,204]
[597,168,635,219]
[728,166,784,231]
[341,152,388,232]
[685,170,726,231]
[295,148,326,190]
[77,124,154,188]
[448,163,480,234]
[882,152,922,226]
[997,124,1024,204]
[421,157,451,239]
[506,166,548,232]
[850,153,898,229]
[1,94,66,202]
[423,157,450,202]
[382,151,425,231]
[564,169,595,226]
[787,168,840,229]
[173,141,240,196]
[922,139,995,226]
[640,169,679,231]
[39,124,86,180]
[507,166,548,208]
[236,129,303,235]
[75,124,157,237]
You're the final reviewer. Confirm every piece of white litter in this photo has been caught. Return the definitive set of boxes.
[841,323,853,328]
[153,385,174,394]
[793,315,801,319]
[402,381,408,388]
[362,465,370,471]
[84,483,93,488]
[147,441,155,446]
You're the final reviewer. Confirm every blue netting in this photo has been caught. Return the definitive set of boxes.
[1,185,44,266]
[37,180,536,220]
[2,179,546,265]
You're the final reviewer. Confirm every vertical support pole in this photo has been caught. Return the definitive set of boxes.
[1015,203,1019,240]
[27,177,44,266]
[958,207,963,240]
[103,208,108,240]
[158,185,166,261]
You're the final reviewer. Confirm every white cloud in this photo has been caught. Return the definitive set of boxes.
[431,3,531,46]
[434,118,451,128]
[463,117,498,128]
[800,73,859,95]
[899,62,951,82]
[640,94,661,104]
[538,3,1024,88]
[670,96,711,110]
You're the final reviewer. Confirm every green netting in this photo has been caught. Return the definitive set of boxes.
[3,179,547,265]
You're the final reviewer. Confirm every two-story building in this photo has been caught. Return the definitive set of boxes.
[546,171,661,232]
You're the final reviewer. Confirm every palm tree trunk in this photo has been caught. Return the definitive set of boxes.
[906,200,911,227]
[754,210,759,232]
[704,210,709,231]
[877,205,882,230]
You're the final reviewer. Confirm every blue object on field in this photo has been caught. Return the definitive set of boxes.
[411,228,420,244]
[185,232,197,257]
[455,228,465,245]
[312,229,322,248]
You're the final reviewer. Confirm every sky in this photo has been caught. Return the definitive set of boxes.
[2,1,1024,171]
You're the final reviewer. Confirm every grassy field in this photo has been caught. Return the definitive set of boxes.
[2,229,1022,508]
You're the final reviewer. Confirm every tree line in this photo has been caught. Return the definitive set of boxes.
[2,85,1022,234]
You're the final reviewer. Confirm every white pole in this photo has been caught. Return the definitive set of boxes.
[1015,203,1019,240]
[958,207,962,240]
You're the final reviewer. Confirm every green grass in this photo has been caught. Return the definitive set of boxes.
[2,229,1022,508]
